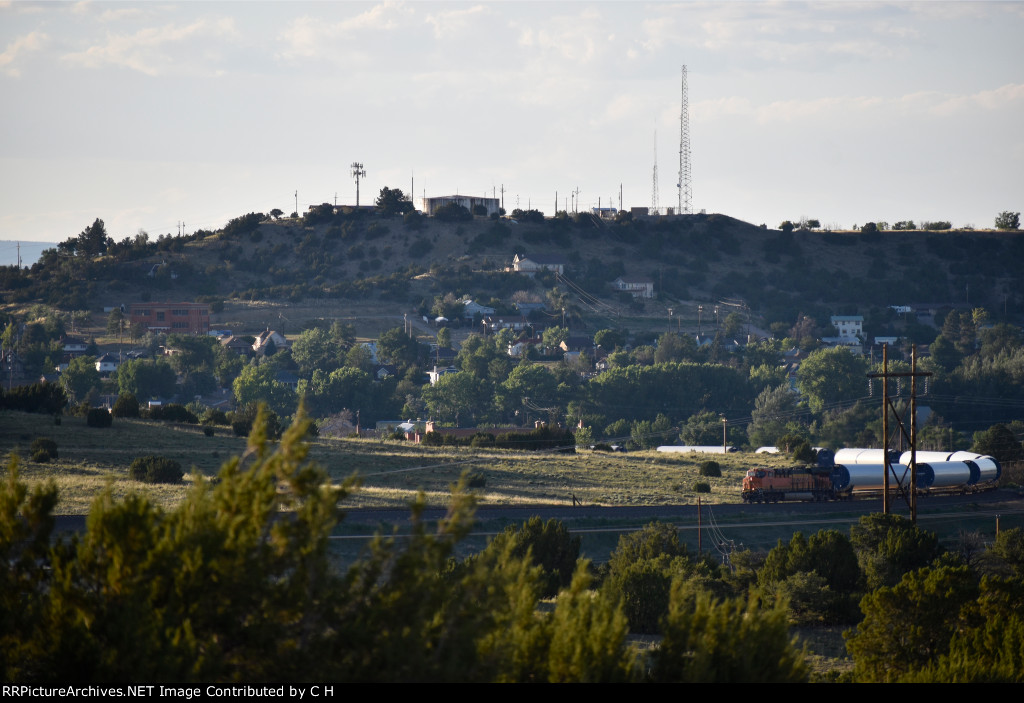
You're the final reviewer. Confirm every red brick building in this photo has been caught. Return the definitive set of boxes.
[128,302,210,334]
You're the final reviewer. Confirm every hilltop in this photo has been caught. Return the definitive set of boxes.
[4,206,1023,343]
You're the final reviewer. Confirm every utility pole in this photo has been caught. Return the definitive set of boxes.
[869,344,931,523]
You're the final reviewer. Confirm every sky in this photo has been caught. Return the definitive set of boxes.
[1,0,1022,245]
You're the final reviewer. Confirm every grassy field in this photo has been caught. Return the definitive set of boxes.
[1,409,794,514]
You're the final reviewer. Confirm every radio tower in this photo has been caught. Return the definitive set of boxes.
[651,130,660,215]
[677,65,692,214]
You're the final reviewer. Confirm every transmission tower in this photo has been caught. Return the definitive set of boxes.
[350,162,366,207]
[677,65,692,214]
[651,130,660,215]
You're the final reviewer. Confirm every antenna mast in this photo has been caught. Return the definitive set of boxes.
[677,65,692,214]
[350,162,366,207]
[651,130,660,215]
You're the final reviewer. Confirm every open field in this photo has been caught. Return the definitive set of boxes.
[1,409,793,514]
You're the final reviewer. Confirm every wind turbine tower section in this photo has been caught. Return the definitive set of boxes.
[677,65,692,215]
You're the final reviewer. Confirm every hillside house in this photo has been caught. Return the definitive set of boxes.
[253,330,289,356]
[462,300,495,320]
[611,276,655,299]
[95,353,120,374]
[830,315,864,340]
[481,315,535,335]
[512,254,565,276]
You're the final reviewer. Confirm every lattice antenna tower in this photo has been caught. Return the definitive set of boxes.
[677,65,692,214]
[651,130,660,215]
[350,162,366,207]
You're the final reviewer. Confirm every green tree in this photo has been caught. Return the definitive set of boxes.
[436,327,451,351]
[980,528,1024,581]
[654,332,695,364]
[481,517,581,598]
[292,328,342,375]
[679,409,724,446]
[796,347,869,414]
[300,366,373,418]
[115,359,177,400]
[233,362,296,417]
[758,529,862,624]
[541,326,569,353]
[375,187,414,217]
[594,329,625,351]
[422,370,484,426]
[377,327,421,367]
[106,308,127,339]
[995,211,1020,231]
[850,513,943,590]
[650,587,808,682]
[971,422,1024,462]
[846,564,978,682]
[75,218,109,258]
[748,385,800,448]
[629,413,673,449]
[497,363,557,419]
[60,355,101,403]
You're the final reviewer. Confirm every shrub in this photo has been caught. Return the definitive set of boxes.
[86,408,112,428]
[693,481,711,493]
[466,472,487,488]
[149,403,199,424]
[112,393,140,418]
[484,517,581,598]
[129,455,184,484]
[203,426,215,437]
[30,437,58,461]
[31,449,51,463]
[698,461,721,477]
[202,408,229,426]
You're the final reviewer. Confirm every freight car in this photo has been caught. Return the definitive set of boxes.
[743,453,1001,503]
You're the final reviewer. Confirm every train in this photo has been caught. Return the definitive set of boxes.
[741,449,1001,503]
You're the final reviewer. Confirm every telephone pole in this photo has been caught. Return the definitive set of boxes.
[869,344,931,523]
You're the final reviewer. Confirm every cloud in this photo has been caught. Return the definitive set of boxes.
[61,17,238,76]
[695,83,1024,126]
[0,31,48,77]
[515,8,607,64]
[927,83,1024,116]
[99,7,144,22]
[425,4,486,38]
[276,2,414,61]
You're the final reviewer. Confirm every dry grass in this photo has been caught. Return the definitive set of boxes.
[2,409,794,515]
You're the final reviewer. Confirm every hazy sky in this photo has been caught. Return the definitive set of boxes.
[2,0,1022,243]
